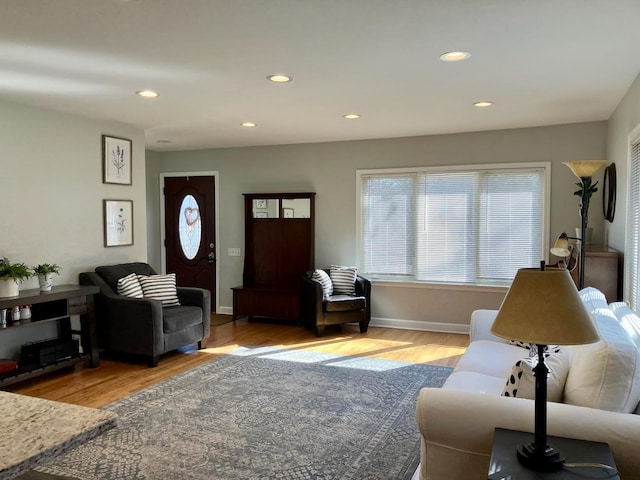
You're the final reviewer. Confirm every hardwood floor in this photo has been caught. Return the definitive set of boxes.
[7,315,468,408]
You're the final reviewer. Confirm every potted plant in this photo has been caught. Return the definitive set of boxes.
[0,257,32,297]
[32,263,62,292]
[573,180,599,244]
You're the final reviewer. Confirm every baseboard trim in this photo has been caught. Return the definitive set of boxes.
[217,306,233,316]
[369,317,470,335]
[217,308,469,335]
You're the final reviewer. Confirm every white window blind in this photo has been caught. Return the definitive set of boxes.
[359,165,546,286]
[627,139,640,310]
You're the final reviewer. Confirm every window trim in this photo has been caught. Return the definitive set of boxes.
[356,162,552,287]
[625,124,640,309]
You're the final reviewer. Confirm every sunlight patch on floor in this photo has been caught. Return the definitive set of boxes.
[227,346,417,371]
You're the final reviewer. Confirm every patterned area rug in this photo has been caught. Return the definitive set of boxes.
[37,347,452,480]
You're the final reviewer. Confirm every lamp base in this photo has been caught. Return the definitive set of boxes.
[516,442,565,471]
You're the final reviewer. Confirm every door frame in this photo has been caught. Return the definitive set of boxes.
[159,171,220,313]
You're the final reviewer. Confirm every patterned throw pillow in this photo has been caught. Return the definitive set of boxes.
[330,265,357,295]
[501,348,569,402]
[138,273,181,307]
[312,269,333,297]
[116,273,144,298]
[508,340,531,349]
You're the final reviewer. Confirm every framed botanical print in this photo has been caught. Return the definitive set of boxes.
[103,135,132,185]
[104,199,134,247]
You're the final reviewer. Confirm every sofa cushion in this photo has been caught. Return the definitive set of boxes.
[453,340,529,379]
[442,371,507,396]
[579,286,609,313]
[96,262,155,292]
[609,302,640,349]
[116,273,144,298]
[312,269,333,297]
[162,305,203,333]
[564,311,640,413]
[330,265,357,294]
[325,295,366,312]
[138,273,181,307]
[501,349,569,402]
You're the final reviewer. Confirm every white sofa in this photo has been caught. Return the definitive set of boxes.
[416,287,640,480]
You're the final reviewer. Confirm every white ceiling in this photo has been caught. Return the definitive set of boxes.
[2,0,640,152]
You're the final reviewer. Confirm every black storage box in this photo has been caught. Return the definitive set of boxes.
[21,339,79,367]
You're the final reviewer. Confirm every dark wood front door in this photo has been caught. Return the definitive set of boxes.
[164,176,216,311]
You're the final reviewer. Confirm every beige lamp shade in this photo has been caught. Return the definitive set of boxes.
[550,233,571,257]
[563,160,606,179]
[491,267,600,346]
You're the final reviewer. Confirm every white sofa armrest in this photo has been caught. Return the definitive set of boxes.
[416,388,640,480]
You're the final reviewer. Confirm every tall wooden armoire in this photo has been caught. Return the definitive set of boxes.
[232,192,315,322]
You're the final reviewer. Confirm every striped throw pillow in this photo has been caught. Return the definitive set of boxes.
[312,269,333,297]
[330,265,357,295]
[138,273,181,307]
[116,273,144,298]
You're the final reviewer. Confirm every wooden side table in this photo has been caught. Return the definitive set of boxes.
[488,428,620,479]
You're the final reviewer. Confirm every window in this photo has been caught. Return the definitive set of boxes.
[357,163,549,286]
[627,136,640,309]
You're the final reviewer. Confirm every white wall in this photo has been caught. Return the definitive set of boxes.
[0,98,147,357]
[606,71,640,301]
[146,121,607,331]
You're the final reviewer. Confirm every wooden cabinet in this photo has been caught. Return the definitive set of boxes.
[233,192,315,322]
[571,245,621,303]
[0,284,99,387]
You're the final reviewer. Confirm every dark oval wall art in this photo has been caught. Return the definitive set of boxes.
[603,163,616,223]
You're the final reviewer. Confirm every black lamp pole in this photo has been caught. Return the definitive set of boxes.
[516,344,564,470]
[577,176,591,290]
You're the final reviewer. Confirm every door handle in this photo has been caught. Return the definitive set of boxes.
[208,252,215,264]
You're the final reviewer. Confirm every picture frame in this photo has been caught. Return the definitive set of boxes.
[283,208,294,218]
[103,135,132,185]
[104,200,134,247]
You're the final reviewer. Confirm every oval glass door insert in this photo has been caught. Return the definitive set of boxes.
[178,194,201,260]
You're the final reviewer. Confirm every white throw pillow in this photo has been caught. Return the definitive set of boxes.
[579,286,609,313]
[609,302,640,349]
[564,311,640,412]
[116,273,144,298]
[138,273,181,307]
[311,269,333,297]
[501,348,569,402]
[330,265,357,295]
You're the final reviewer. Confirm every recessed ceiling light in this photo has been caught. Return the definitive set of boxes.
[241,122,257,127]
[136,90,159,98]
[440,51,471,62]
[474,101,493,108]
[267,74,292,83]
[343,114,361,119]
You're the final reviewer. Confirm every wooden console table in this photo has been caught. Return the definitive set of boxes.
[0,285,100,387]
[0,391,117,479]
[570,245,621,302]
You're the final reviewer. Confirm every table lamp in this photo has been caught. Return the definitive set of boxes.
[490,263,600,471]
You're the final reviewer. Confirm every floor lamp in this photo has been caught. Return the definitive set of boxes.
[552,161,606,289]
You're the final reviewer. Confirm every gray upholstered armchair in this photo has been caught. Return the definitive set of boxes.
[300,269,371,336]
[79,262,210,367]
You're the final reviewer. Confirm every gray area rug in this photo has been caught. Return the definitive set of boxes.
[37,347,452,480]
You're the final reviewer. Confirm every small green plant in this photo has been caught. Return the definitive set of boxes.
[574,179,599,228]
[0,257,33,282]
[32,263,62,275]
[573,180,598,202]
